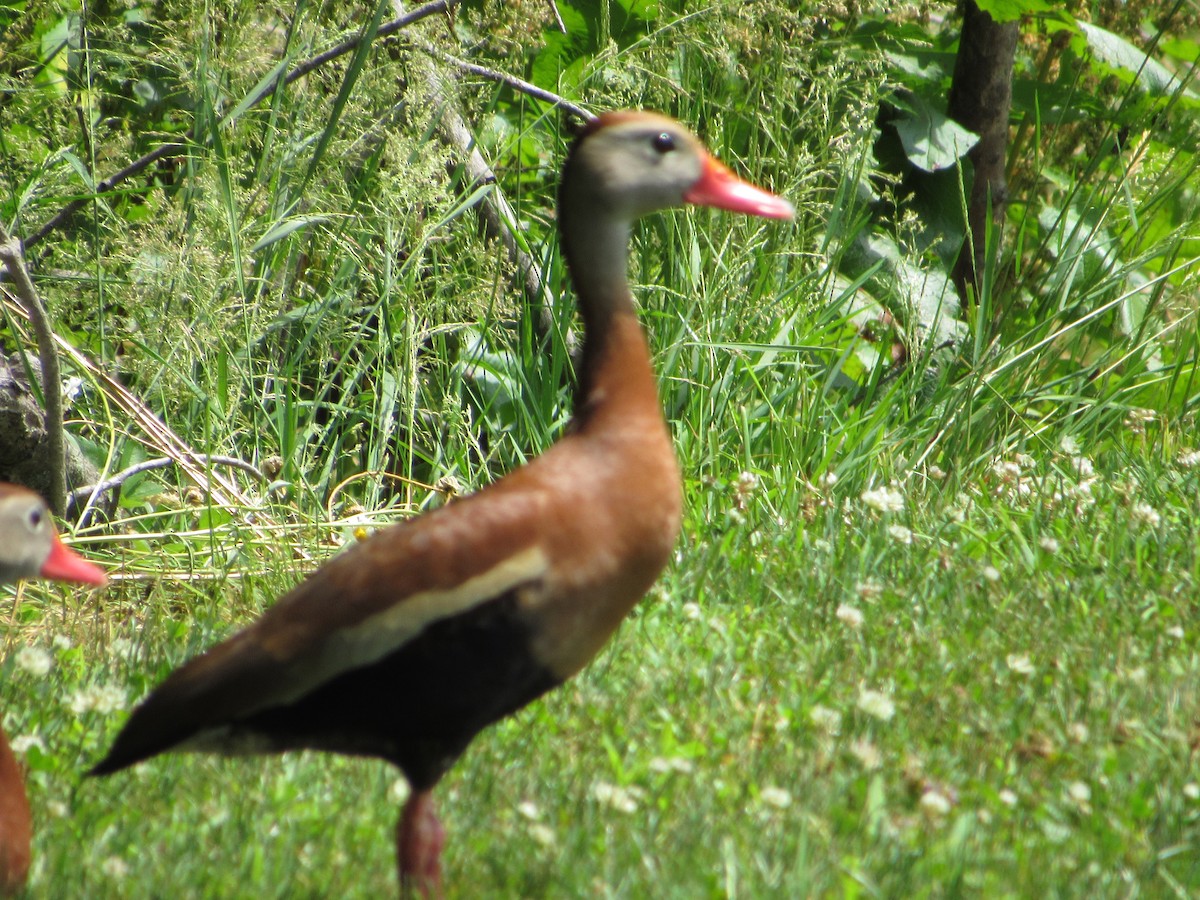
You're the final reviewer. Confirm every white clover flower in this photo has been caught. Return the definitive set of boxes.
[857,688,895,721]
[992,459,1022,484]
[809,705,842,734]
[735,471,759,495]
[1067,722,1089,744]
[819,471,839,489]
[1166,625,1185,640]
[648,756,694,775]
[69,684,127,715]
[982,565,1001,583]
[856,580,883,601]
[51,635,73,651]
[1183,783,1200,801]
[681,602,702,621]
[1066,781,1091,809]
[15,646,53,677]
[1130,502,1161,528]
[836,604,864,629]
[94,684,126,714]
[759,787,792,809]
[1069,479,1098,510]
[1122,667,1147,685]
[1043,821,1071,844]
[887,524,914,544]
[1070,456,1095,479]
[46,800,70,818]
[1039,536,1060,554]
[591,781,641,814]
[1060,435,1080,455]
[516,801,541,821]
[849,738,882,771]
[1006,654,1035,677]
[1124,408,1155,433]
[10,734,44,755]
[1176,449,1200,469]
[528,823,557,848]
[998,789,1018,807]
[927,465,947,481]
[100,856,129,879]
[862,485,905,513]
[919,789,953,819]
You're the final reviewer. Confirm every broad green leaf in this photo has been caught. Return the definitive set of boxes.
[885,50,951,82]
[891,94,979,172]
[615,0,657,20]
[1078,21,1178,95]
[973,0,1053,22]
[1159,36,1200,64]
[531,30,580,92]
[39,13,72,61]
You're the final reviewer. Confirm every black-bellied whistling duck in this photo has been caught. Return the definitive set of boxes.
[91,111,793,894]
[0,484,107,896]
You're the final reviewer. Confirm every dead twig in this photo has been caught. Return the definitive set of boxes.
[0,223,66,514]
[416,38,593,122]
[71,455,268,506]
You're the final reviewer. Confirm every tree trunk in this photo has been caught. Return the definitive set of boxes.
[948,1,1018,308]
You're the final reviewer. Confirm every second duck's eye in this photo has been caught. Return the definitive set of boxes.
[652,132,676,154]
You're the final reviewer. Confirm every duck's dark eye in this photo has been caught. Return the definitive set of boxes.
[27,506,43,530]
[652,132,676,154]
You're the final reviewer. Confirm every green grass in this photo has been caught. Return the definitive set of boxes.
[8,456,1200,897]
[3,1,1200,897]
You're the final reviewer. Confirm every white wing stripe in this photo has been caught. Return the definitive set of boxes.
[270,545,550,706]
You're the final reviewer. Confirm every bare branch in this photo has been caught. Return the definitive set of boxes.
[70,455,268,506]
[23,143,185,250]
[416,39,594,122]
[0,223,66,514]
[547,0,567,33]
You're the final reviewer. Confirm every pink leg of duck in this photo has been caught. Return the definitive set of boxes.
[397,790,444,898]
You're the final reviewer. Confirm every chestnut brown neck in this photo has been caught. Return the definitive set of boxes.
[559,197,664,435]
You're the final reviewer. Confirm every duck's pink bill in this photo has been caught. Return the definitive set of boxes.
[40,536,107,586]
[684,155,794,219]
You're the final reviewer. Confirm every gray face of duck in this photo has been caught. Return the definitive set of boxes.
[0,487,107,586]
[565,117,706,220]
[562,113,796,222]
[558,113,794,309]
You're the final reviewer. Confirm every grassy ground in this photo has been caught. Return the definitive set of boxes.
[3,1,1200,897]
[9,447,1200,897]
